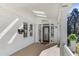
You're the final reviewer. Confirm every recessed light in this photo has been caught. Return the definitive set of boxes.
[32,10,46,14]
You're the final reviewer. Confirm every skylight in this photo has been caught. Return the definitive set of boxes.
[32,10,47,18]
[36,14,47,17]
[32,10,46,14]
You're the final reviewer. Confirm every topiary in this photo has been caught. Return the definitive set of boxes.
[68,33,77,41]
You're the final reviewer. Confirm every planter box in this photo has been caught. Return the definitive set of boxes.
[70,41,76,52]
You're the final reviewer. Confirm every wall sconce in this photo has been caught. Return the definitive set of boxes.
[18,22,28,37]
[18,29,24,34]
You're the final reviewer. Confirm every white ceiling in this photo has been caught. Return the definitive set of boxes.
[0,3,72,20]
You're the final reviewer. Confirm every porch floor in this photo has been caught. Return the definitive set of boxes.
[11,43,57,56]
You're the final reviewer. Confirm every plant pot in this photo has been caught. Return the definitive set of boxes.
[76,43,79,55]
[70,40,76,52]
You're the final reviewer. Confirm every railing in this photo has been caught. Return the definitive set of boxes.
[64,45,74,56]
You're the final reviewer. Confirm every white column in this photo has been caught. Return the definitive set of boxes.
[60,8,67,55]
[60,4,72,56]
[35,24,38,42]
[33,24,36,43]
[49,24,51,43]
[41,24,43,43]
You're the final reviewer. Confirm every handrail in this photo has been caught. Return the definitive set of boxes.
[64,45,74,56]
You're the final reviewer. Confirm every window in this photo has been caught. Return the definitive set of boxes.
[51,24,54,37]
[29,24,33,36]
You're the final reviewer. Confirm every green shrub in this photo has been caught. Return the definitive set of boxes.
[68,33,77,41]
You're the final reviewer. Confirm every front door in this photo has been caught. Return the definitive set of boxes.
[43,26,50,43]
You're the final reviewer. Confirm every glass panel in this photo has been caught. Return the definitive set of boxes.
[29,24,33,36]
[38,24,41,42]
[51,24,54,37]
[23,22,28,30]
[44,27,49,40]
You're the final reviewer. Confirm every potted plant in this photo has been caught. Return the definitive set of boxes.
[68,33,77,52]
